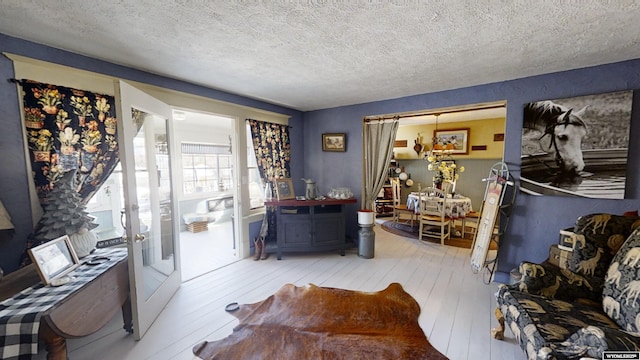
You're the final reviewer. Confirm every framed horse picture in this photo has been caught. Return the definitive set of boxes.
[520,90,632,199]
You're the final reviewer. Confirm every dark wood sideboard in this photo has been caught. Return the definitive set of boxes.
[0,256,131,360]
[264,198,357,260]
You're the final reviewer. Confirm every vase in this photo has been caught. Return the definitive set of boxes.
[57,149,78,171]
[80,150,97,173]
[68,228,97,258]
[42,105,58,115]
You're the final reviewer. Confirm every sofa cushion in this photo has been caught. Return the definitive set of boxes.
[602,227,640,333]
[568,214,640,296]
[496,285,623,359]
[516,261,600,302]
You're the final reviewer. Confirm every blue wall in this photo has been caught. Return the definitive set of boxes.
[305,61,640,282]
[1,33,639,282]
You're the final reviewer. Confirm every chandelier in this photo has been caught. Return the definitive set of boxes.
[425,114,451,161]
[424,114,463,191]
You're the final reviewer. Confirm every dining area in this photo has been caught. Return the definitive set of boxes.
[406,190,474,223]
[387,153,479,246]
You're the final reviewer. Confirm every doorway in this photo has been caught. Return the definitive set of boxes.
[173,110,239,281]
[87,109,239,283]
[390,103,507,208]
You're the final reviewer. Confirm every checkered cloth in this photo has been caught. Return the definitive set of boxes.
[0,247,127,359]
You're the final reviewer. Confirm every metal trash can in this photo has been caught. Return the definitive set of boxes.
[358,224,375,259]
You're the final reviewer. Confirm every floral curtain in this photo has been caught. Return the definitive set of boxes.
[248,119,291,243]
[248,119,291,185]
[19,80,119,205]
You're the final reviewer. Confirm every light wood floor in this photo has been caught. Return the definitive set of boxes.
[179,220,238,281]
[41,226,523,360]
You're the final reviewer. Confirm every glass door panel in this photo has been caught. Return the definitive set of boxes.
[117,81,180,340]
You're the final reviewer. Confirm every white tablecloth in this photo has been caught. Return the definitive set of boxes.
[406,193,473,219]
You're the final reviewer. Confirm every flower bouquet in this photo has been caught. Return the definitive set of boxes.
[426,154,464,191]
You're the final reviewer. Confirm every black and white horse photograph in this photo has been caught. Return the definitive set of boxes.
[520,91,632,199]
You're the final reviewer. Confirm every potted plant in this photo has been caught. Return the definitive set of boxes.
[81,128,102,153]
[58,127,80,155]
[95,97,111,121]
[104,116,117,134]
[70,95,92,125]
[34,87,62,115]
[54,109,72,131]
[357,209,375,225]
[27,129,53,162]
[24,107,45,129]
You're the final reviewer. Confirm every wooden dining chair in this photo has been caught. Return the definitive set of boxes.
[418,187,451,245]
[390,177,415,227]
[461,211,481,238]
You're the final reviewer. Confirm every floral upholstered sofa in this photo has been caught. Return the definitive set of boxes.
[493,213,640,359]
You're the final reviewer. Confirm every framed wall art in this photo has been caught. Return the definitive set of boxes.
[28,235,80,286]
[433,128,469,155]
[322,133,346,152]
[521,90,632,199]
[274,178,295,200]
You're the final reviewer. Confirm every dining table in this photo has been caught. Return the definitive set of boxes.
[406,192,473,219]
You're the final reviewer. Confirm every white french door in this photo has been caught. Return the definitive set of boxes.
[115,80,181,340]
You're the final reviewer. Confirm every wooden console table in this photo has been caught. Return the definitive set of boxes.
[265,198,357,260]
[0,248,130,360]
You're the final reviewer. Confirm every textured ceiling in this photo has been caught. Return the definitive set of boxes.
[1,1,639,111]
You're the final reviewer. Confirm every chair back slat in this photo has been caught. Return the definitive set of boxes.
[418,186,450,245]
[391,177,401,207]
[420,187,446,218]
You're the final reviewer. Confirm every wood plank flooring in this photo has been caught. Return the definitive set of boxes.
[39,226,523,360]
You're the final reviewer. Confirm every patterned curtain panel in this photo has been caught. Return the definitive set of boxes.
[248,119,291,189]
[248,119,291,243]
[19,80,119,205]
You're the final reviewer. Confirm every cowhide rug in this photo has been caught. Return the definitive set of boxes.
[193,282,448,359]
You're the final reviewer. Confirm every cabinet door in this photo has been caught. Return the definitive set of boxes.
[314,215,344,246]
[279,216,312,247]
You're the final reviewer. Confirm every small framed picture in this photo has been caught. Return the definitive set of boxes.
[433,128,470,155]
[322,133,346,152]
[274,178,295,200]
[28,235,80,286]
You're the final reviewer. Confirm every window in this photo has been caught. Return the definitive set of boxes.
[246,122,265,209]
[181,143,232,195]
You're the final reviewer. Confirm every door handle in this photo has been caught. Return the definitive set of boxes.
[135,233,146,243]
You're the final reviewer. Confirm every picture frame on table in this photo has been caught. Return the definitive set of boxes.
[322,133,346,152]
[274,178,295,200]
[28,235,80,286]
[433,128,470,155]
